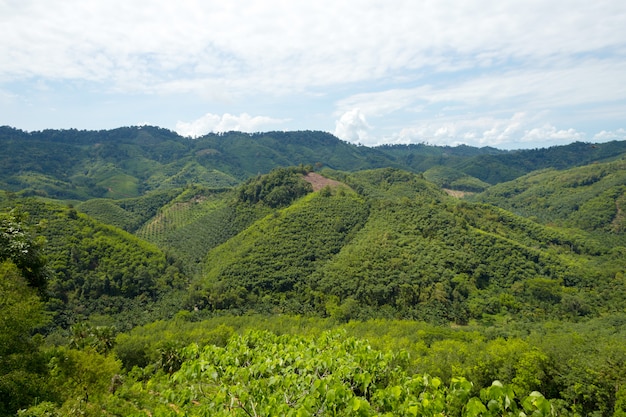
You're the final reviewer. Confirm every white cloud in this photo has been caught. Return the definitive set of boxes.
[335,60,626,118]
[334,109,372,143]
[335,88,426,118]
[3,1,625,96]
[520,125,586,145]
[593,128,626,142]
[389,113,587,149]
[175,112,287,138]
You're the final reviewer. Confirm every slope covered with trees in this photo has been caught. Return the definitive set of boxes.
[190,168,625,325]
[470,158,626,235]
[0,196,188,330]
[0,127,396,200]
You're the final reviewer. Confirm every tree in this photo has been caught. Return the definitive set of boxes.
[0,208,48,292]
[0,209,52,414]
[0,262,51,415]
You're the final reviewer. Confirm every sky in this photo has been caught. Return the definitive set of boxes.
[1,1,626,149]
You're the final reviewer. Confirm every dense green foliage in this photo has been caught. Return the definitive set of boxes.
[135,187,257,277]
[77,188,181,232]
[0,199,187,330]
[0,215,53,415]
[200,186,368,313]
[191,168,625,325]
[377,143,506,176]
[422,166,490,193]
[0,263,52,415]
[0,127,394,199]
[18,325,561,417]
[12,313,626,416]
[108,313,622,416]
[0,209,48,291]
[377,140,626,185]
[451,141,626,184]
[238,166,313,208]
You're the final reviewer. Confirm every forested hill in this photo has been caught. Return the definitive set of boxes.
[193,167,625,324]
[3,165,625,329]
[3,125,626,199]
[469,158,626,234]
[380,140,626,184]
[0,126,398,200]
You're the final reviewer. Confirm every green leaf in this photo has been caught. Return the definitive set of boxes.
[464,397,488,417]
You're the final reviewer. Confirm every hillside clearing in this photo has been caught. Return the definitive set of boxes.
[303,172,345,191]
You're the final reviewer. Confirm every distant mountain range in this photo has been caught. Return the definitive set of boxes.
[3,125,626,200]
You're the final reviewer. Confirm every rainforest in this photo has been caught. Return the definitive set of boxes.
[2,126,626,416]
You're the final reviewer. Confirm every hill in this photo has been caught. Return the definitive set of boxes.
[0,194,188,329]
[448,140,626,184]
[191,168,625,324]
[0,126,398,200]
[3,163,624,327]
[3,157,626,415]
[0,165,613,327]
[376,140,626,185]
[469,158,626,235]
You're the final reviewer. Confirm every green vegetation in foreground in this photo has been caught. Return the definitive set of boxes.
[8,310,626,416]
[107,314,626,417]
[107,329,555,417]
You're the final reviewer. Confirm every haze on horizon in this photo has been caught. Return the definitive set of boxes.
[1,0,625,150]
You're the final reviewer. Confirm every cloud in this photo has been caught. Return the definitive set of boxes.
[335,60,626,118]
[332,58,626,148]
[334,109,372,143]
[389,113,586,149]
[593,128,626,142]
[175,112,287,138]
[520,125,586,145]
[3,1,625,97]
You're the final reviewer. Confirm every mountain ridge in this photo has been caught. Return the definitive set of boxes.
[4,125,626,200]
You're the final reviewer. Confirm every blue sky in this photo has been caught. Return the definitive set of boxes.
[1,0,625,149]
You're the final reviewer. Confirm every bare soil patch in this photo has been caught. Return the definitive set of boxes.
[303,172,346,191]
[443,189,475,198]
